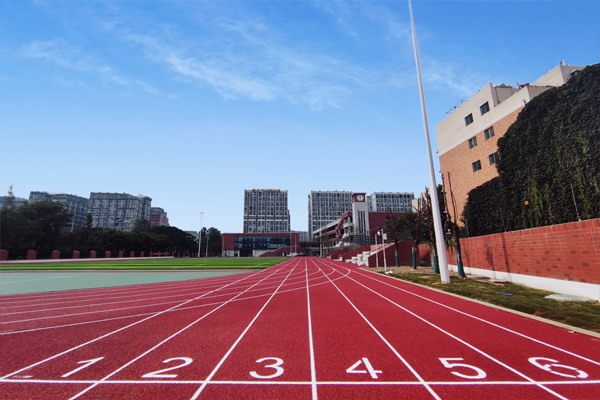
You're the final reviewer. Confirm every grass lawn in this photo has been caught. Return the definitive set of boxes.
[0,257,289,271]
[383,271,600,334]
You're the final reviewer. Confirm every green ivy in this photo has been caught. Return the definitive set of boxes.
[463,64,600,237]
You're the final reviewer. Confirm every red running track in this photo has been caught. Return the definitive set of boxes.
[0,257,598,399]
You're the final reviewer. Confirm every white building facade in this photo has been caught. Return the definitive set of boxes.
[243,189,290,233]
[89,192,152,232]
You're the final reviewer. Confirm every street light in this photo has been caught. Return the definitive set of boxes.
[408,0,450,283]
[198,212,204,258]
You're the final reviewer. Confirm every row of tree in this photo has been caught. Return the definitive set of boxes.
[0,201,220,259]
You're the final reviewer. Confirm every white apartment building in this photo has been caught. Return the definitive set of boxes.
[243,189,290,233]
[29,191,90,230]
[368,192,415,212]
[308,191,353,236]
[89,192,152,232]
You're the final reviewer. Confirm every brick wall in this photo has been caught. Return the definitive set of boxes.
[446,219,600,284]
[439,107,522,224]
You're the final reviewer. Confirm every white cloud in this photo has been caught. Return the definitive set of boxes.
[21,39,161,96]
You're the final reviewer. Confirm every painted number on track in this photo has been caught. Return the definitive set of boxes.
[346,358,382,379]
[529,357,589,379]
[142,357,193,379]
[250,357,285,379]
[61,357,104,378]
[439,358,487,380]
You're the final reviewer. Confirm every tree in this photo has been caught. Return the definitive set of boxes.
[443,173,466,278]
[0,201,72,258]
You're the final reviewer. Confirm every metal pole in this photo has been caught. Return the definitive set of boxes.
[205,227,209,258]
[381,230,387,273]
[408,0,450,283]
[375,231,379,269]
[198,212,204,258]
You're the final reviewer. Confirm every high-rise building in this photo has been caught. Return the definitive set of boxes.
[435,62,584,223]
[29,191,90,230]
[150,207,170,227]
[368,192,415,212]
[89,192,152,232]
[308,191,353,236]
[243,189,290,233]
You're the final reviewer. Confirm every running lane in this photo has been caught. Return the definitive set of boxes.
[1,257,598,399]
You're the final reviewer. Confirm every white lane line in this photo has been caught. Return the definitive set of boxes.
[4,378,600,386]
[67,261,296,400]
[347,265,600,367]
[0,275,73,284]
[309,258,442,400]
[1,268,351,335]
[305,258,318,400]
[0,267,348,332]
[0,265,279,382]
[321,260,571,400]
[189,258,302,399]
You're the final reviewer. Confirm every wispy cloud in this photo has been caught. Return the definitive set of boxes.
[21,39,161,95]
[118,18,370,110]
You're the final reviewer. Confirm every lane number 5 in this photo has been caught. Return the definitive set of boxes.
[439,358,487,380]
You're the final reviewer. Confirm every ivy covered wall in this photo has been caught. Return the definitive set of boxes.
[464,64,600,237]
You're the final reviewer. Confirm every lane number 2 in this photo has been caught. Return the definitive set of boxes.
[250,357,284,379]
[142,357,193,379]
[439,358,487,380]
[346,358,382,379]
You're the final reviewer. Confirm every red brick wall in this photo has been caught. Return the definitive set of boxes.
[439,108,522,224]
[446,219,600,284]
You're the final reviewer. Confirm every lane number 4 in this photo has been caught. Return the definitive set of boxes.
[346,358,382,379]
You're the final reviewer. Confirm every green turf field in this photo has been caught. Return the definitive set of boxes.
[0,257,289,271]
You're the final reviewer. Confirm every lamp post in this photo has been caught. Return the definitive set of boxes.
[205,228,209,258]
[198,212,204,258]
[408,0,450,283]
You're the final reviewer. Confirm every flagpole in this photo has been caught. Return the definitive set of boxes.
[408,0,451,283]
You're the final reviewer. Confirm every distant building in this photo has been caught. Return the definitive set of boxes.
[308,191,415,239]
[308,191,353,237]
[368,192,415,212]
[0,196,28,208]
[312,193,407,249]
[222,232,300,257]
[435,62,585,223]
[29,191,90,230]
[89,192,152,232]
[150,207,170,227]
[243,189,290,233]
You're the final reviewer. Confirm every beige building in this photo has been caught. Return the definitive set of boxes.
[435,62,584,224]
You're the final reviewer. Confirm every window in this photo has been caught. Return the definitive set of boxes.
[472,160,482,172]
[489,153,499,165]
[465,113,474,126]
[484,126,495,140]
[480,101,490,115]
[468,137,477,148]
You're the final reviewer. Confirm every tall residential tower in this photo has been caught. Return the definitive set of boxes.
[243,189,290,233]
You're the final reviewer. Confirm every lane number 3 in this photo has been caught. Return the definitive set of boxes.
[250,357,284,379]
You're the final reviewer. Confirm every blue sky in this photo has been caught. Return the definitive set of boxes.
[1,0,598,233]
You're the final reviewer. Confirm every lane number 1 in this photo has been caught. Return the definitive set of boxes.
[61,357,104,378]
